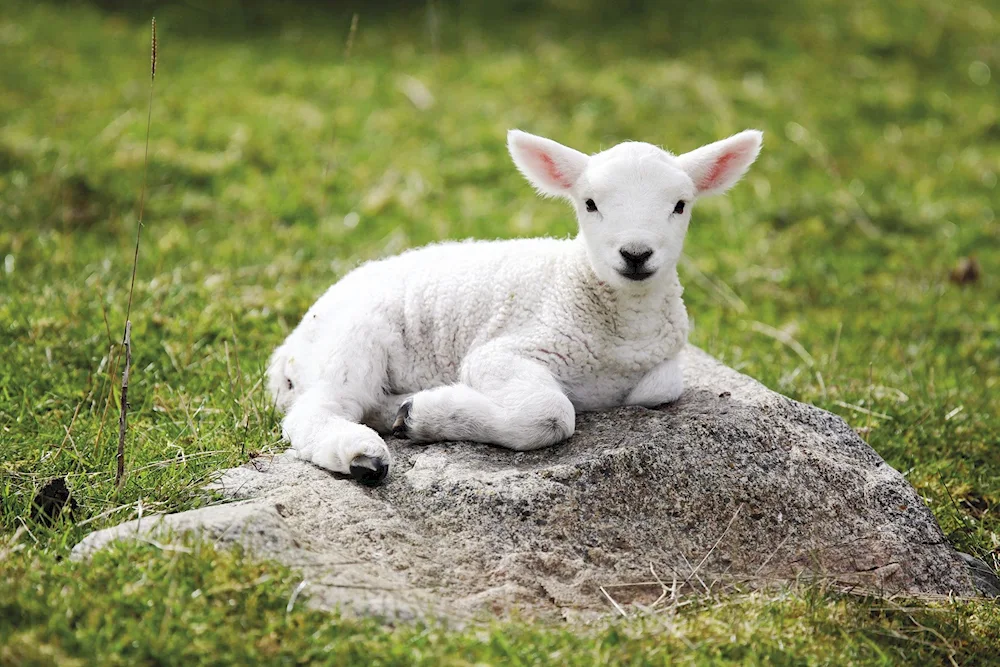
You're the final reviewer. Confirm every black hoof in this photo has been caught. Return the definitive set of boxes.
[349,455,389,486]
[392,399,413,438]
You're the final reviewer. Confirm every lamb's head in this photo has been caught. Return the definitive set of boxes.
[508,129,762,290]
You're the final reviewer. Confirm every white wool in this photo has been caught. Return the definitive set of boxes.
[267,129,763,481]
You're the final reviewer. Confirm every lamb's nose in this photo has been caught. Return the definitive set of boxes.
[619,247,653,267]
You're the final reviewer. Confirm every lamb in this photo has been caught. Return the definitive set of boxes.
[266,128,763,485]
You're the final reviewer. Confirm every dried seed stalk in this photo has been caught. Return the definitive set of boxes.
[115,17,157,488]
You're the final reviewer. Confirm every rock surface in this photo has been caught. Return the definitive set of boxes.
[73,347,988,619]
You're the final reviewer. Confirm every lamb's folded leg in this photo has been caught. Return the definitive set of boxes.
[281,386,392,485]
[393,349,575,451]
[362,391,415,435]
[625,355,684,408]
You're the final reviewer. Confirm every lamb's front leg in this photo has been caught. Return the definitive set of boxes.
[282,386,392,485]
[393,351,575,451]
[625,356,684,408]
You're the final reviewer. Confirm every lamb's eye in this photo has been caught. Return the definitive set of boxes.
[585,199,598,213]
[673,200,686,215]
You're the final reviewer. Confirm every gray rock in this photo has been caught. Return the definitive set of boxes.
[73,347,983,619]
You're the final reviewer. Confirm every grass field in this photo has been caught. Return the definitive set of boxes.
[1,0,998,663]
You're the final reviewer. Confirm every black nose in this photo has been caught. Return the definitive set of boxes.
[620,247,653,268]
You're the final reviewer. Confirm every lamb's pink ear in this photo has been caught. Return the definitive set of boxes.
[507,130,589,198]
[677,130,763,198]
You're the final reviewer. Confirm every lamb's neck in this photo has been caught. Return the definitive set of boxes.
[561,237,684,331]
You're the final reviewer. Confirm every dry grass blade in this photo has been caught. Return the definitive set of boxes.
[754,533,792,577]
[344,13,359,58]
[135,536,192,554]
[832,400,893,420]
[150,17,157,80]
[125,16,156,326]
[75,503,135,528]
[649,562,676,609]
[229,316,250,456]
[94,344,119,450]
[680,254,748,313]
[750,320,827,395]
[750,321,816,367]
[678,551,710,594]
[0,526,26,562]
[115,321,132,487]
[681,504,744,594]
[58,400,83,452]
[599,585,629,618]
[286,579,309,614]
[114,17,157,488]
[127,450,226,475]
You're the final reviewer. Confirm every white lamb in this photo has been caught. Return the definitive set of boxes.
[266,129,762,485]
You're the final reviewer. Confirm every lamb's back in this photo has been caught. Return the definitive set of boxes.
[295,238,571,385]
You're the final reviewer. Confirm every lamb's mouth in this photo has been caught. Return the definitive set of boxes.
[618,269,656,281]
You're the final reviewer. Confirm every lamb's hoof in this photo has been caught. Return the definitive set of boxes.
[349,454,389,487]
[392,399,413,438]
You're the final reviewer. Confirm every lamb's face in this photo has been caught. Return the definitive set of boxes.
[571,145,694,289]
[507,129,763,293]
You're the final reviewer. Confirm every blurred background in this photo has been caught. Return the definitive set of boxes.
[0,0,997,563]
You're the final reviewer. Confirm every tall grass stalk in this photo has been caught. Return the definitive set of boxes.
[115,17,157,489]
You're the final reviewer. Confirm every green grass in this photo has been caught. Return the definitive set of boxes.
[3,541,999,665]
[1,0,998,662]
